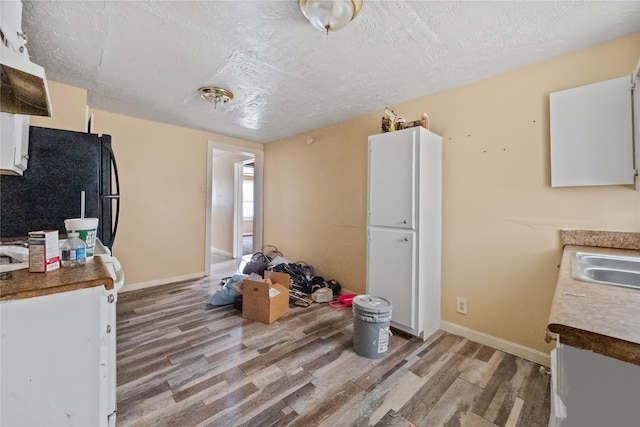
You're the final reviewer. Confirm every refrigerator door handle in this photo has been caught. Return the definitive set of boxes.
[102,142,120,250]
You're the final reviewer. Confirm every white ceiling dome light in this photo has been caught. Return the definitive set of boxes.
[299,0,363,34]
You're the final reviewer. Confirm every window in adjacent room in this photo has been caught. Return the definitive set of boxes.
[242,165,254,220]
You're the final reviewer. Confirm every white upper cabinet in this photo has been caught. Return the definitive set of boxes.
[0,0,27,53]
[368,130,416,229]
[550,76,635,187]
[0,112,29,175]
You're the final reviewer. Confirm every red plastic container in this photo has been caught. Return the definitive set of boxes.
[329,293,357,308]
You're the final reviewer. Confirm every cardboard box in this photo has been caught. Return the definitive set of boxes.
[241,271,290,324]
[28,230,60,272]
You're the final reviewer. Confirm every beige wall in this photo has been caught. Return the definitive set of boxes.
[25,80,262,286]
[90,111,261,285]
[29,81,88,132]
[264,33,640,353]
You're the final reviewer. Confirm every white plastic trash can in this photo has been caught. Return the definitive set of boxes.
[352,295,392,359]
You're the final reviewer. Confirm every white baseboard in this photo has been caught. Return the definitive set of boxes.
[340,287,358,296]
[120,272,205,293]
[210,247,232,257]
[440,320,550,367]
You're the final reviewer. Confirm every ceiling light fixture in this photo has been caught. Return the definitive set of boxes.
[299,0,363,35]
[198,86,233,109]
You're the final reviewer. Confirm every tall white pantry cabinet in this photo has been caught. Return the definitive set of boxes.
[366,127,442,339]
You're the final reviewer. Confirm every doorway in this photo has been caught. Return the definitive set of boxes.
[204,141,263,278]
[235,159,254,258]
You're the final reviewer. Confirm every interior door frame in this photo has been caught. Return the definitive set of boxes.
[233,159,255,259]
[204,140,263,277]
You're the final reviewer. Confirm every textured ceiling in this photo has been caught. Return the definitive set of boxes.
[20,1,640,144]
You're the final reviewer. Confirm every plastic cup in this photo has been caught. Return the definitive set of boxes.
[64,218,99,260]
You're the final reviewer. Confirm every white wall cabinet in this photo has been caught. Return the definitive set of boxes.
[0,112,29,175]
[366,127,441,339]
[549,342,639,427]
[0,0,27,53]
[549,73,638,188]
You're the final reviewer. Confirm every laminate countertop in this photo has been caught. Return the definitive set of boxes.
[0,257,114,301]
[548,235,640,366]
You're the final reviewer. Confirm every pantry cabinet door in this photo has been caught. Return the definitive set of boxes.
[367,228,416,330]
[368,129,416,229]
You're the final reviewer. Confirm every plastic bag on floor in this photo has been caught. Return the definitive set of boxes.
[207,274,248,306]
[267,255,288,268]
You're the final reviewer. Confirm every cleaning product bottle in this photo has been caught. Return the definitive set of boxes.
[61,232,87,267]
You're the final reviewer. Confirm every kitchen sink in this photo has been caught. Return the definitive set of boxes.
[572,252,640,290]
[574,252,640,272]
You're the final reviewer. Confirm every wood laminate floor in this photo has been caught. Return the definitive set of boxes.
[116,277,550,427]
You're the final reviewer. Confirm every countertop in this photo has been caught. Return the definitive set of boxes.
[548,239,640,366]
[0,257,114,301]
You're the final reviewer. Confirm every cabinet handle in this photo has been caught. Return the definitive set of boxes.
[544,329,557,343]
[106,325,112,334]
[107,294,115,303]
[539,366,551,376]
[403,220,408,224]
[404,237,409,242]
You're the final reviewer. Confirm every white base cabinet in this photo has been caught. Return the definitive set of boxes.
[366,127,442,339]
[0,285,117,426]
[549,342,640,427]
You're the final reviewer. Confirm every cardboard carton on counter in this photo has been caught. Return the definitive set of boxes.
[28,230,60,272]
[237,271,290,324]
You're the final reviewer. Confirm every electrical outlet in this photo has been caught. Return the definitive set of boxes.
[456,297,468,315]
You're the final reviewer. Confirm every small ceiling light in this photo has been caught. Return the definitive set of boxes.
[299,0,363,35]
[198,86,233,109]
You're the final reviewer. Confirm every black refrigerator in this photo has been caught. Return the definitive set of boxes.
[0,126,120,250]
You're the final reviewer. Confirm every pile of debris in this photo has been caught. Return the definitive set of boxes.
[208,245,342,311]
